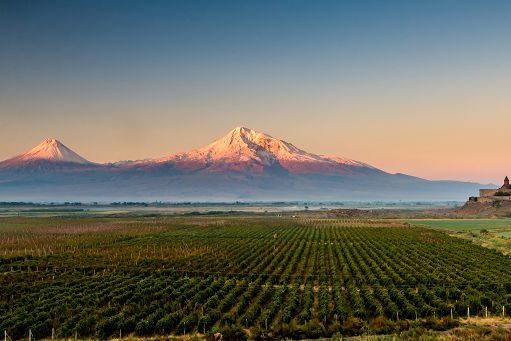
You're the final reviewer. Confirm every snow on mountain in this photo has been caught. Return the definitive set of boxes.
[319,155,376,169]
[0,127,380,176]
[156,126,377,174]
[0,138,92,169]
[0,128,485,201]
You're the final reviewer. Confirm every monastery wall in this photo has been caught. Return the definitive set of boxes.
[479,189,497,197]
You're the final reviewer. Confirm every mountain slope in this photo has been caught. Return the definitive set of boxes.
[0,128,486,201]
[0,138,93,171]
[155,126,377,175]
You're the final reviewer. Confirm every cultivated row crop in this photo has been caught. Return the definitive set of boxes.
[1,216,511,339]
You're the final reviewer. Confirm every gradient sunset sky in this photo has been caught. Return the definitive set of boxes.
[1,1,510,184]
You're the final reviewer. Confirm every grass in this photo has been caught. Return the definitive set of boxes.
[497,231,511,238]
[404,218,511,231]
[404,218,511,256]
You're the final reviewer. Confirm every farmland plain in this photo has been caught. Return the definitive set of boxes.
[407,218,511,257]
[2,214,511,339]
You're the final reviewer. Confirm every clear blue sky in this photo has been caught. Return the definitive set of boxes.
[1,1,510,183]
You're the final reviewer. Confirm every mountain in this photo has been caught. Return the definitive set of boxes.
[0,138,93,171]
[0,128,485,201]
[154,127,377,175]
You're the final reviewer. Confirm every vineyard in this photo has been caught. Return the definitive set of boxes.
[1,216,511,339]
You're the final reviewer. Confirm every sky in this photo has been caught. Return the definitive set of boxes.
[0,0,510,184]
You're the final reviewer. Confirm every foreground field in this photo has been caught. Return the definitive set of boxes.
[405,219,511,231]
[1,216,511,340]
[407,218,511,257]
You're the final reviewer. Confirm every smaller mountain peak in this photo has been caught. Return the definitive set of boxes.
[10,138,92,165]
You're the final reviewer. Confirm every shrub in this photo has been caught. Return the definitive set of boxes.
[368,316,396,334]
[342,317,365,336]
[298,320,325,339]
[134,319,155,336]
[211,325,247,340]
[494,191,510,197]
[421,317,459,331]
[96,316,120,340]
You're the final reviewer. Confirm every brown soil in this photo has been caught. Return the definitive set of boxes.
[326,208,457,219]
[326,201,511,219]
[451,200,511,218]
[326,209,376,219]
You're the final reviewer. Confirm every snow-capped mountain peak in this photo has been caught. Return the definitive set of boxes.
[20,138,90,164]
[1,138,91,167]
[196,126,303,161]
[158,126,375,174]
[198,126,321,162]
[0,127,482,201]
[0,127,376,175]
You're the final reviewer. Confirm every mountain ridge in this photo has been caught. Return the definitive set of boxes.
[0,127,486,201]
[0,127,377,176]
[153,127,376,174]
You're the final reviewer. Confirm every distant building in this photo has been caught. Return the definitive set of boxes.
[469,176,511,203]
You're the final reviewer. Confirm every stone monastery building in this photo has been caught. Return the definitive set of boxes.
[470,176,511,203]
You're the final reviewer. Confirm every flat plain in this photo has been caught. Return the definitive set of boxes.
[2,213,511,339]
[405,218,511,231]
[407,218,511,257]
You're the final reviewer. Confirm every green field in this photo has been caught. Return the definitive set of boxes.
[405,218,511,231]
[1,216,511,339]
[497,231,511,238]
